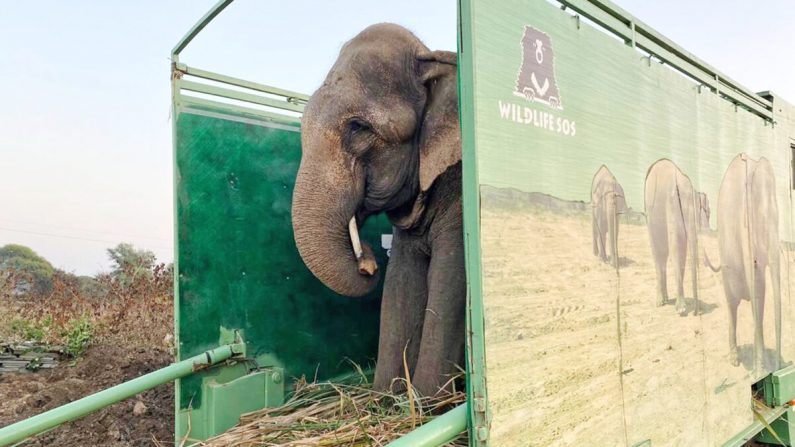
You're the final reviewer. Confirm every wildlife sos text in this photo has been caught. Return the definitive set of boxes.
[498,100,576,136]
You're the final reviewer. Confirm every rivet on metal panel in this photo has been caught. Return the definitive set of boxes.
[476,426,489,442]
[473,397,486,413]
[271,370,283,384]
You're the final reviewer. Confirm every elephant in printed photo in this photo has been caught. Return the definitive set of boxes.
[291,24,464,396]
[706,154,781,371]
[592,165,627,269]
[644,159,700,316]
[697,191,711,231]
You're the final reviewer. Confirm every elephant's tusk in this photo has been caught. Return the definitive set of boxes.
[349,216,364,261]
[349,216,378,277]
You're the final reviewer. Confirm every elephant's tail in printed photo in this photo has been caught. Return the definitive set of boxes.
[702,246,721,273]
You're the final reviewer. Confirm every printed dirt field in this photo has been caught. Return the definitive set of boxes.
[480,189,795,447]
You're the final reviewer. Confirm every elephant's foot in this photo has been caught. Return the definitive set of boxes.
[656,293,667,307]
[729,349,739,367]
[675,298,687,316]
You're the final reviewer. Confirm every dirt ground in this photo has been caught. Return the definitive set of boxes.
[0,342,173,446]
[480,188,795,447]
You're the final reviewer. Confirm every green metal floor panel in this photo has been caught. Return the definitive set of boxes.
[174,107,389,410]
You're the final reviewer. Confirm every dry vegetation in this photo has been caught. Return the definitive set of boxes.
[0,264,173,350]
[0,262,175,446]
[192,376,466,447]
[1,258,465,447]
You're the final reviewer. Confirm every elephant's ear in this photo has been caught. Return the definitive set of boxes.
[417,50,461,193]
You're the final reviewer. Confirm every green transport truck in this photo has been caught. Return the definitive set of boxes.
[1,0,794,445]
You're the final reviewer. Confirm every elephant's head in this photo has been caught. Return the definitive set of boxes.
[292,24,460,297]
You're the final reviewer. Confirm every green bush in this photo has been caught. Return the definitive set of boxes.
[9,317,48,342]
[63,316,93,358]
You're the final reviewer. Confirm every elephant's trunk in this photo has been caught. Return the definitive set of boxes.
[291,132,381,298]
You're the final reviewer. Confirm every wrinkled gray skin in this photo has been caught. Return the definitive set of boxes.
[712,154,781,371]
[592,166,627,269]
[644,159,701,316]
[291,24,464,396]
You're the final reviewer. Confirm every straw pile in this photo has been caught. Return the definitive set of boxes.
[185,373,467,447]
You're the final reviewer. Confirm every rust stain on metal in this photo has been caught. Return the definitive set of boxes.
[192,353,213,372]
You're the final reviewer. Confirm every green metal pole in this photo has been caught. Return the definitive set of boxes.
[0,344,238,447]
[385,404,468,447]
[171,0,233,63]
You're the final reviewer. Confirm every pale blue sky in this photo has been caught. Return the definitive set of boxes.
[0,1,792,275]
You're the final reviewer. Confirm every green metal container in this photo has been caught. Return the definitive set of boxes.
[764,366,795,407]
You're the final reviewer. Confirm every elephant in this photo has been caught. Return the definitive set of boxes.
[697,191,711,231]
[591,165,627,269]
[291,24,464,396]
[643,159,700,316]
[707,153,781,371]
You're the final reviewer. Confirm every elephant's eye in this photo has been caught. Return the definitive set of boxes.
[348,119,371,134]
[344,118,376,156]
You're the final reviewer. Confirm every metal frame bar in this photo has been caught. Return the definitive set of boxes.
[180,79,305,114]
[180,95,301,127]
[557,0,773,120]
[722,404,789,446]
[0,343,242,447]
[176,64,309,104]
[171,0,233,63]
[173,63,307,116]
[385,405,468,447]
[457,1,487,445]
[169,1,237,440]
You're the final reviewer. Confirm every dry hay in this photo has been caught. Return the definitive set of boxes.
[185,374,467,447]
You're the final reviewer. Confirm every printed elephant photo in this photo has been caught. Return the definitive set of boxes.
[291,24,464,396]
[644,159,704,316]
[697,191,711,232]
[705,153,782,371]
[591,165,627,269]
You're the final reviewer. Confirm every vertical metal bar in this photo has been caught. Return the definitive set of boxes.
[0,345,237,446]
[457,0,485,444]
[170,59,183,442]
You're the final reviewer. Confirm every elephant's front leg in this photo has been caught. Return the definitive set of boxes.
[672,227,688,316]
[726,298,740,367]
[412,225,466,396]
[753,266,767,373]
[373,228,430,392]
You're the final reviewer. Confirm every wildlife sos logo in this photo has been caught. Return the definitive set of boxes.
[515,26,562,109]
[498,26,576,136]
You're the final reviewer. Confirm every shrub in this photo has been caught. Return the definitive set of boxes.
[63,315,93,358]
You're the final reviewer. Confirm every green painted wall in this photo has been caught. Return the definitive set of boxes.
[460,0,795,445]
[174,106,389,413]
